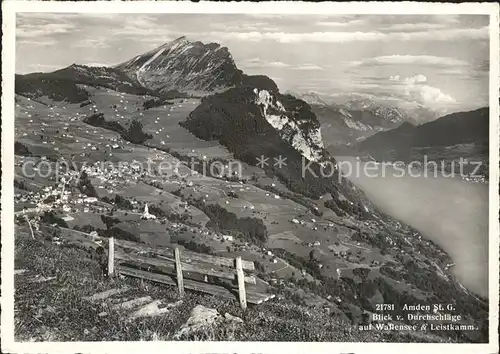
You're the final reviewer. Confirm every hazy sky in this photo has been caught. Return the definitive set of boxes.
[16,13,490,112]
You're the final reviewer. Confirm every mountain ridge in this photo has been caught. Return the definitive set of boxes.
[116,37,245,95]
[356,107,489,153]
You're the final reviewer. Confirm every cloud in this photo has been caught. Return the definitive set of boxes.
[316,19,365,27]
[240,58,290,69]
[413,85,456,105]
[387,74,456,106]
[402,74,427,84]
[210,22,280,33]
[205,26,488,43]
[209,31,385,43]
[16,22,75,39]
[17,38,59,46]
[25,63,63,72]
[241,59,324,71]
[72,38,111,49]
[393,27,488,41]
[351,55,470,68]
[292,64,324,71]
[439,68,470,76]
[381,23,448,32]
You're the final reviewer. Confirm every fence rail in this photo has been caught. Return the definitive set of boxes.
[36,225,274,307]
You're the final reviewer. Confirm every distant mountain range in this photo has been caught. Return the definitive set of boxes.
[325,92,447,124]
[290,90,447,126]
[286,91,328,106]
[287,91,407,147]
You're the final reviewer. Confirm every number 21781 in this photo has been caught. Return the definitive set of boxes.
[375,304,395,311]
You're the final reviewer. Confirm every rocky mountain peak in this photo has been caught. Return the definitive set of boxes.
[116,37,243,95]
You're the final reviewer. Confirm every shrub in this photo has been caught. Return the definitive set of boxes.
[177,240,214,255]
[84,113,126,135]
[73,224,97,234]
[192,201,268,246]
[84,113,152,145]
[124,120,153,144]
[114,194,133,210]
[352,267,371,280]
[101,214,121,229]
[324,199,346,217]
[107,227,140,243]
[148,204,166,217]
[14,179,28,190]
[14,142,32,156]
[77,171,98,198]
[41,211,68,228]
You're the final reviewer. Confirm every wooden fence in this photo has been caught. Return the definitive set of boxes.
[37,225,274,308]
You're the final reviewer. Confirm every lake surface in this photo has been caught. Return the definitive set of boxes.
[336,156,489,298]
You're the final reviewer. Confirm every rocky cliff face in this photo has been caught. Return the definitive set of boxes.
[116,36,244,95]
[255,89,324,162]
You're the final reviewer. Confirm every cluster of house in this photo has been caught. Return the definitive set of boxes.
[14,177,112,220]
[291,218,338,233]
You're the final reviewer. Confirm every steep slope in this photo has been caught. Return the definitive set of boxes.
[116,36,244,95]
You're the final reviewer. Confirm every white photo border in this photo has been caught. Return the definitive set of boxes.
[1,1,499,353]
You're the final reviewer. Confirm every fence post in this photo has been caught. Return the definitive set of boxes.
[108,237,115,277]
[174,248,185,298]
[235,257,247,310]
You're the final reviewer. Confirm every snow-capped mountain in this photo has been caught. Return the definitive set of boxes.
[335,98,404,125]
[116,36,244,95]
[330,93,443,125]
[255,89,324,162]
[288,91,401,133]
[286,91,327,106]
